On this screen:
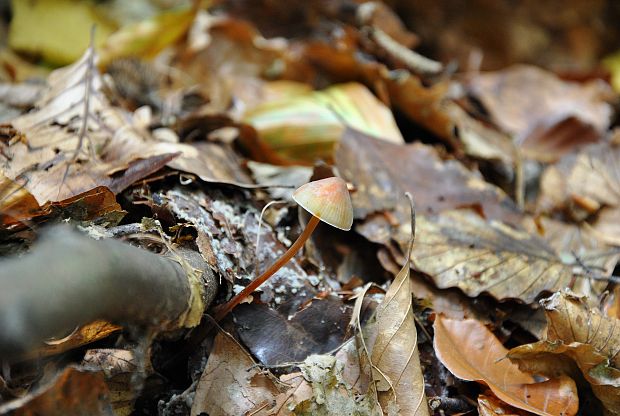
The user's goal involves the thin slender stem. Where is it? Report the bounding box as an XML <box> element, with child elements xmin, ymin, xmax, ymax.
<box><xmin>214</xmin><ymin>215</ymin><xmax>321</xmax><ymax>321</ymax></box>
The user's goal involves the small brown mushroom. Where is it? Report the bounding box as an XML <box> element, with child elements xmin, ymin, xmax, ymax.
<box><xmin>213</xmin><ymin>177</ymin><xmax>353</xmax><ymax>320</ymax></box>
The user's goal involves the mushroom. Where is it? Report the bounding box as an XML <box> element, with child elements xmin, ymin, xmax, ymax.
<box><xmin>213</xmin><ymin>176</ymin><xmax>353</xmax><ymax>320</ymax></box>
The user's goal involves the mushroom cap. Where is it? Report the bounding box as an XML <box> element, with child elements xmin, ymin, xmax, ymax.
<box><xmin>292</xmin><ymin>177</ymin><xmax>353</xmax><ymax>231</ymax></box>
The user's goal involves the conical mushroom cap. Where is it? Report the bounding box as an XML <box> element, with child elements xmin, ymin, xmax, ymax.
<box><xmin>292</xmin><ymin>177</ymin><xmax>353</xmax><ymax>231</ymax></box>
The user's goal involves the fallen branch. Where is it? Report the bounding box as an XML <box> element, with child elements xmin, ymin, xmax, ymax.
<box><xmin>0</xmin><ymin>225</ymin><xmax>217</xmax><ymax>358</ymax></box>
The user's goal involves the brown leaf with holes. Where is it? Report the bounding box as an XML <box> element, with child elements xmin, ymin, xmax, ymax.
<box><xmin>434</xmin><ymin>315</ymin><xmax>578</xmax><ymax>416</ymax></box>
<box><xmin>191</xmin><ymin>331</ymin><xmax>279</xmax><ymax>416</ymax></box>
<box><xmin>467</xmin><ymin>65</ymin><xmax>612</xmax><ymax>162</ymax></box>
<box><xmin>508</xmin><ymin>290</ymin><xmax>620</xmax><ymax>415</ymax></box>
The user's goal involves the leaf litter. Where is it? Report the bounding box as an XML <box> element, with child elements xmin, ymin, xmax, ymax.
<box><xmin>3</xmin><ymin>1</ymin><xmax>620</xmax><ymax>415</ymax></box>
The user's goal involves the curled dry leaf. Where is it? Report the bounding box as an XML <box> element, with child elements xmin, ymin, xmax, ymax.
<box><xmin>404</xmin><ymin>210</ymin><xmax>605</xmax><ymax>303</ymax></box>
<box><xmin>364</xmin><ymin>195</ymin><xmax>429</xmax><ymax>415</ymax></box>
<box><xmin>467</xmin><ymin>65</ymin><xmax>613</xmax><ymax>162</ymax></box>
<box><xmin>508</xmin><ymin>290</ymin><xmax>620</xmax><ymax>415</ymax></box>
<box><xmin>433</xmin><ymin>316</ymin><xmax>578</xmax><ymax>416</ymax></box>
<box><xmin>191</xmin><ymin>331</ymin><xmax>279</xmax><ymax>416</ymax></box>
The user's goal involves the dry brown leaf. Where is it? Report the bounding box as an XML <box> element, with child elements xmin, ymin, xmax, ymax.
<box><xmin>434</xmin><ymin>316</ymin><xmax>578</xmax><ymax>416</ymax></box>
<box><xmin>478</xmin><ymin>392</ymin><xmax>534</xmax><ymax>416</ymax></box>
<box><xmin>398</xmin><ymin>210</ymin><xmax>611</xmax><ymax>303</ymax></box>
<box><xmin>365</xmin><ymin>195</ymin><xmax>429</xmax><ymax>416</ymax></box>
<box><xmin>467</xmin><ymin>65</ymin><xmax>612</xmax><ymax>162</ymax></box>
<box><xmin>191</xmin><ymin>331</ymin><xmax>280</xmax><ymax>416</ymax></box>
<box><xmin>0</xmin><ymin>366</ymin><xmax>113</xmax><ymax>415</ymax></box>
<box><xmin>508</xmin><ymin>290</ymin><xmax>620</xmax><ymax>415</ymax></box>
<box><xmin>21</xmin><ymin>320</ymin><xmax>121</xmax><ymax>360</ymax></box>
<box><xmin>0</xmin><ymin>47</ymin><xmax>178</xmax><ymax>204</ymax></box>
<box><xmin>335</xmin><ymin>127</ymin><xmax>522</xmax><ymax>227</ymax></box>
<box><xmin>537</xmin><ymin>139</ymin><xmax>620</xmax><ymax>246</ymax></box>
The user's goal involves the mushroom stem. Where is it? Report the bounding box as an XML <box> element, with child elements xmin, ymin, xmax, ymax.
<box><xmin>213</xmin><ymin>215</ymin><xmax>321</xmax><ymax>321</ymax></box>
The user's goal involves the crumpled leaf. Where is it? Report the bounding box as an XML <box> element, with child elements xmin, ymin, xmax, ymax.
<box><xmin>402</xmin><ymin>210</ymin><xmax>609</xmax><ymax>303</ymax></box>
<box><xmin>508</xmin><ymin>290</ymin><xmax>620</xmax><ymax>415</ymax></box>
<box><xmin>467</xmin><ymin>65</ymin><xmax>613</xmax><ymax>162</ymax></box>
<box><xmin>22</xmin><ymin>320</ymin><xmax>121</xmax><ymax>360</ymax></box>
<box><xmin>0</xmin><ymin>366</ymin><xmax>113</xmax><ymax>415</ymax></box>
<box><xmin>82</xmin><ymin>349</ymin><xmax>140</xmax><ymax>416</ymax></box>
<box><xmin>434</xmin><ymin>315</ymin><xmax>578</xmax><ymax>416</ymax></box>
<box><xmin>191</xmin><ymin>331</ymin><xmax>280</xmax><ymax>416</ymax></box>
<box><xmin>243</xmin><ymin>82</ymin><xmax>404</xmax><ymax>164</ymax></box>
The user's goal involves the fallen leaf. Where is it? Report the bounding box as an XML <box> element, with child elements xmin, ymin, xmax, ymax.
<box><xmin>1</xmin><ymin>47</ymin><xmax>177</xmax><ymax>204</ymax></box>
<box><xmin>508</xmin><ymin>290</ymin><xmax>620</xmax><ymax>415</ymax></box>
<box><xmin>433</xmin><ymin>315</ymin><xmax>578</xmax><ymax>416</ymax></box>
<box><xmin>243</xmin><ymin>82</ymin><xmax>404</xmax><ymax>164</ymax></box>
<box><xmin>22</xmin><ymin>320</ymin><xmax>121</xmax><ymax>360</ymax></box>
<box><xmin>8</xmin><ymin>0</ymin><xmax>115</xmax><ymax>66</ymax></box>
<box><xmin>335</xmin><ymin>127</ymin><xmax>522</xmax><ymax>227</ymax></box>
<box><xmin>478</xmin><ymin>392</ymin><xmax>533</xmax><ymax>416</ymax></box>
<box><xmin>234</xmin><ymin>297</ymin><xmax>352</xmax><ymax>366</ymax></box>
<box><xmin>467</xmin><ymin>65</ymin><xmax>612</xmax><ymax>162</ymax></box>
<box><xmin>191</xmin><ymin>331</ymin><xmax>280</xmax><ymax>416</ymax></box>
<box><xmin>405</xmin><ymin>210</ymin><xmax>605</xmax><ymax>303</ymax></box>
<box><xmin>82</xmin><ymin>349</ymin><xmax>141</xmax><ymax>416</ymax></box>
<box><xmin>367</xmin><ymin>195</ymin><xmax>429</xmax><ymax>415</ymax></box>
<box><xmin>0</xmin><ymin>366</ymin><xmax>113</xmax><ymax>415</ymax></box>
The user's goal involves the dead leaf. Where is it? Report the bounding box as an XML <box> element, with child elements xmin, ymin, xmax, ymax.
<box><xmin>335</xmin><ymin>127</ymin><xmax>522</xmax><ymax>227</ymax></box>
<box><xmin>191</xmin><ymin>331</ymin><xmax>280</xmax><ymax>416</ymax></box>
<box><xmin>467</xmin><ymin>65</ymin><xmax>612</xmax><ymax>162</ymax></box>
<box><xmin>233</xmin><ymin>298</ymin><xmax>352</xmax><ymax>366</ymax></box>
<box><xmin>405</xmin><ymin>210</ymin><xmax>606</xmax><ymax>303</ymax></box>
<box><xmin>508</xmin><ymin>290</ymin><xmax>620</xmax><ymax>415</ymax></box>
<box><xmin>366</xmin><ymin>194</ymin><xmax>429</xmax><ymax>415</ymax></box>
<box><xmin>478</xmin><ymin>392</ymin><xmax>533</xmax><ymax>416</ymax></box>
<box><xmin>0</xmin><ymin>366</ymin><xmax>113</xmax><ymax>416</ymax></box>
<box><xmin>82</xmin><ymin>349</ymin><xmax>141</xmax><ymax>416</ymax></box>
<box><xmin>243</xmin><ymin>82</ymin><xmax>404</xmax><ymax>165</ymax></box>
<box><xmin>0</xmin><ymin>47</ymin><xmax>177</xmax><ymax>204</ymax></box>
<box><xmin>433</xmin><ymin>315</ymin><xmax>578</xmax><ymax>416</ymax></box>
<box><xmin>22</xmin><ymin>320</ymin><xmax>121</xmax><ymax>360</ymax></box>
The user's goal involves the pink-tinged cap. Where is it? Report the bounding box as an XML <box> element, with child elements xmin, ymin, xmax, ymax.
<box><xmin>292</xmin><ymin>177</ymin><xmax>353</xmax><ymax>231</ymax></box>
